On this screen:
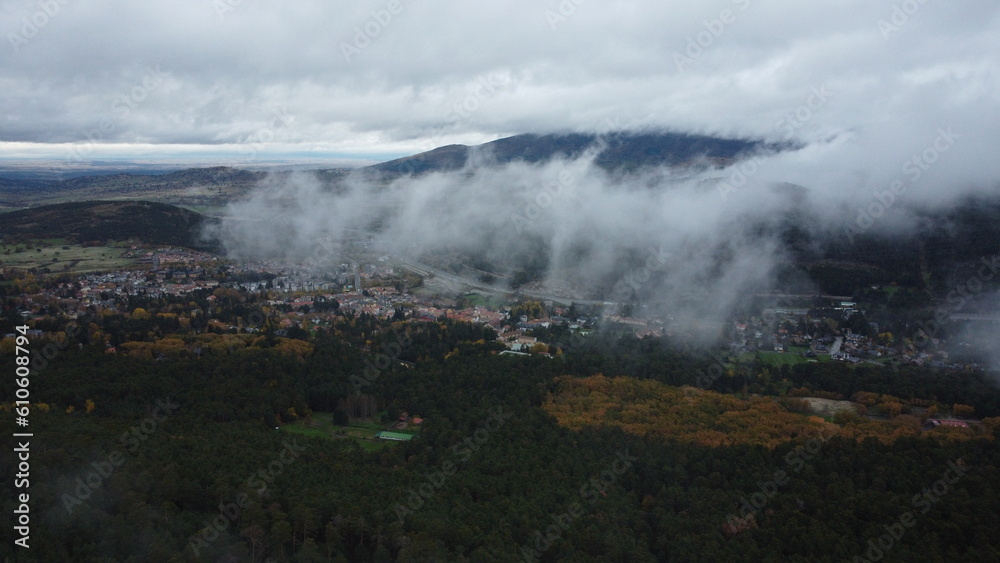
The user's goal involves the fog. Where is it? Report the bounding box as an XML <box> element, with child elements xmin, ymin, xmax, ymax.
<box><xmin>206</xmin><ymin>109</ymin><xmax>1000</xmax><ymax>346</ymax></box>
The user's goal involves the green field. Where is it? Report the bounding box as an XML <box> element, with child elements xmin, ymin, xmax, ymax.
<box><xmin>0</xmin><ymin>242</ymin><xmax>138</xmax><ymax>274</ymax></box>
<box><xmin>281</xmin><ymin>412</ymin><xmax>417</xmax><ymax>450</ymax></box>
<box><xmin>459</xmin><ymin>292</ymin><xmax>507</xmax><ymax>309</ymax></box>
<box><xmin>756</xmin><ymin>351</ymin><xmax>813</xmax><ymax>366</ymax></box>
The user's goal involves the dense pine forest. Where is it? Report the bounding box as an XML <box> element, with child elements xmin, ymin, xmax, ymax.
<box><xmin>2</xmin><ymin>295</ymin><xmax>999</xmax><ymax>562</ymax></box>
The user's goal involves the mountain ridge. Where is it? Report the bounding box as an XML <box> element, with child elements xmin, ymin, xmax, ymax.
<box><xmin>0</xmin><ymin>131</ymin><xmax>776</xmax><ymax>207</ymax></box>
<box><xmin>369</xmin><ymin>131</ymin><xmax>775</xmax><ymax>177</ymax></box>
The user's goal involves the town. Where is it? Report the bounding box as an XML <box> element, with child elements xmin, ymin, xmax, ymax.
<box><xmin>2</xmin><ymin>243</ymin><xmax>987</xmax><ymax>375</ymax></box>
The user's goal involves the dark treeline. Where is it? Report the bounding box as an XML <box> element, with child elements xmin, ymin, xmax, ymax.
<box><xmin>2</xmin><ymin>313</ymin><xmax>1000</xmax><ymax>561</ymax></box>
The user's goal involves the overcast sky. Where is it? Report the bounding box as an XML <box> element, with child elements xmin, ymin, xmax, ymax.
<box><xmin>1</xmin><ymin>0</ymin><xmax>998</xmax><ymax>167</ymax></box>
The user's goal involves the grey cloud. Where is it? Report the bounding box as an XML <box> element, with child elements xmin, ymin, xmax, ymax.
<box><xmin>0</xmin><ymin>0</ymin><xmax>996</xmax><ymax>167</ymax></box>
<box><xmin>7</xmin><ymin>1</ymin><xmax>1000</xmax><ymax>342</ymax></box>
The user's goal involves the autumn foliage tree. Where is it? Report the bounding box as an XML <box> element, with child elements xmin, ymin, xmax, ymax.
<box><xmin>953</xmin><ymin>403</ymin><xmax>976</xmax><ymax>418</ymax></box>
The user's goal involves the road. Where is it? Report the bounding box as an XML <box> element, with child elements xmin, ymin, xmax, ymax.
<box><xmin>396</xmin><ymin>257</ymin><xmax>612</xmax><ymax>306</ymax></box>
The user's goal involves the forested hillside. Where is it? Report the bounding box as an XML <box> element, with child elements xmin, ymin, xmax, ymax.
<box><xmin>2</xmin><ymin>303</ymin><xmax>999</xmax><ymax>562</ymax></box>
<box><xmin>0</xmin><ymin>201</ymin><xmax>218</xmax><ymax>251</ymax></box>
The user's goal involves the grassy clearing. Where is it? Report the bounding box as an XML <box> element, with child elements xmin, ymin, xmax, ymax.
<box><xmin>281</xmin><ymin>412</ymin><xmax>416</xmax><ymax>450</ymax></box>
<box><xmin>756</xmin><ymin>351</ymin><xmax>812</xmax><ymax>366</ymax></box>
<box><xmin>0</xmin><ymin>243</ymin><xmax>137</xmax><ymax>274</ymax></box>
<box><xmin>460</xmin><ymin>292</ymin><xmax>507</xmax><ymax>309</ymax></box>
